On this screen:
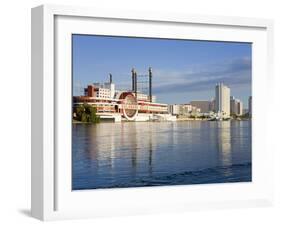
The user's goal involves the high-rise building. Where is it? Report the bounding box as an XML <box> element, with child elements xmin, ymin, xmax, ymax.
<box><xmin>230</xmin><ymin>96</ymin><xmax>243</xmax><ymax>115</ymax></box>
<box><xmin>248</xmin><ymin>96</ymin><xmax>252</xmax><ymax>116</ymax></box>
<box><xmin>210</xmin><ymin>98</ymin><xmax>216</xmax><ymax>112</ymax></box>
<box><xmin>230</xmin><ymin>96</ymin><xmax>236</xmax><ymax>114</ymax></box>
<box><xmin>215</xmin><ymin>83</ymin><xmax>230</xmax><ymax>117</ymax></box>
<box><xmin>238</xmin><ymin>101</ymin><xmax>243</xmax><ymax>115</ymax></box>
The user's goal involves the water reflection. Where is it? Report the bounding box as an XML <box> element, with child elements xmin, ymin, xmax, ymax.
<box><xmin>217</xmin><ymin>121</ymin><xmax>232</xmax><ymax>166</ymax></box>
<box><xmin>72</xmin><ymin>121</ymin><xmax>251</xmax><ymax>190</ymax></box>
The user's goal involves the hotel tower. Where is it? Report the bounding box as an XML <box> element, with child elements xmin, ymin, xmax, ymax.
<box><xmin>215</xmin><ymin>83</ymin><xmax>230</xmax><ymax>117</ymax></box>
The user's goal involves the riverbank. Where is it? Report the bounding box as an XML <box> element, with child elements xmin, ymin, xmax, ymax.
<box><xmin>73</xmin><ymin>118</ymin><xmax>251</xmax><ymax>123</ymax></box>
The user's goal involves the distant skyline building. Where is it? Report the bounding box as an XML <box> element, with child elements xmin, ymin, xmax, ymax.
<box><xmin>215</xmin><ymin>83</ymin><xmax>230</xmax><ymax>117</ymax></box>
<box><xmin>168</xmin><ymin>105</ymin><xmax>180</xmax><ymax>115</ymax></box>
<box><xmin>248</xmin><ymin>96</ymin><xmax>252</xmax><ymax>116</ymax></box>
<box><xmin>230</xmin><ymin>96</ymin><xmax>243</xmax><ymax>115</ymax></box>
<box><xmin>230</xmin><ymin>96</ymin><xmax>235</xmax><ymax>115</ymax></box>
<box><xmin>168</xmin><ymin>104</ymin><xmax>200</xmax><ymax>116</ymax></box>
<box><xmin>210</xmin><ymin>98</ymin><xmax>216</xmax><ymax>112</ymax></box>
<box><xmin>238</xmin><ymin>102</ymin><xmax>243</xmax><ymax>116</ymax></box>
<box><xmin>190</xmin><ymin>101</ymin><xmax>211</xmax><ymax>113</ymax></box>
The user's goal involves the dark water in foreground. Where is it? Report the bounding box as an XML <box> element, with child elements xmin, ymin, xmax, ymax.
<box><xmin>72</xmin><ymin>121</ymin><xmax>252</xmax><ymax>190</ymax></box>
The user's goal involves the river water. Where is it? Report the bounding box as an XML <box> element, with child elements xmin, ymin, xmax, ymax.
<box><xmin>72</xmin><ymin>121</ymin><xmax>251</xmax><ymax>190</ymax></box>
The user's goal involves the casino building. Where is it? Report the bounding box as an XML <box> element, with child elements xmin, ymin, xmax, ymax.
<box><xmin>73</xmin><ymin>68</ymin><xmax>176</xmax><ymax>122</ymax></box>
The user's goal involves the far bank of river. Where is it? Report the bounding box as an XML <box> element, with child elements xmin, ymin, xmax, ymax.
<box><xmin>73</xmin><ymin>118</ymin><xmax>251</xmax><ymax>123</ymax></box>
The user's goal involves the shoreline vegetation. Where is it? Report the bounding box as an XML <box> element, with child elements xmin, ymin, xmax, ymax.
<box><xmin>73</xmin><ymin>104</ymin><xmax>100</xmax><ymax>123</ymax></box>
<box><xmin>72</xmin><ymin>104</ymin><xmax>251</xmax><ymax>124</ymax></box>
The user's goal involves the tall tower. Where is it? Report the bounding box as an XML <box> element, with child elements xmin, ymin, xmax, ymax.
<box><xmin>215</xmin><ymin>83</ymin><xmax>230</xmax><ymax>117</ymax></box>
<box><xmin>248</xmin><ymin>96</ymin><xmax>252</xmax><ymax>116</ymax></box>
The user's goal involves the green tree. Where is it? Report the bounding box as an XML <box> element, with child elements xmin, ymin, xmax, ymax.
<box><xmin>73</xmin><ymin>104</ymin><xmax>100</xmax><ymax>123</ymax></box>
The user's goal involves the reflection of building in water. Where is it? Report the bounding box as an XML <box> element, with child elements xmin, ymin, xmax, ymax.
<box><xmin>236</xmin><ymin>121</ymin><xmax>245</xmax><ymax>148</ymax></box>
<box><xmin>217</xmin><ymin>122</ymin><xmax>232</xmax><ymax>167</ymax></box>
<box><xmin>108</xmin><ymin>125</ymin><xmax>117</xmax><ymax>168</ymax></box>
<box><xmin>84</xmin><ymin>122</ymin><xmax>179</xmax><ymax>175</ymax></box>
<box><xmin>129</xmin><ymin>123</ymin><xmax>137</xmax><ymax>170</ymax></box>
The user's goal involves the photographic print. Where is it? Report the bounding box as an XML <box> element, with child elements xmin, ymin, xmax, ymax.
<box><xmin>72</xmin><ymin>35</ymin><xmax>252</xmax><ymax>190</ymax></box>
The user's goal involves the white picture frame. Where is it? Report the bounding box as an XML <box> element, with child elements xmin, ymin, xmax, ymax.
<box><xmin>31</xmin><ymin>4</ymin><xmax>274</xmax><ymax>221</ymax></box>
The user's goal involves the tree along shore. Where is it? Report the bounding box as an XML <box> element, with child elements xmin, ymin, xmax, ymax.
<box><xmin>73</xmin><ymin>104</ymin><xmax>100</xmax><ymax>123</ymax></box>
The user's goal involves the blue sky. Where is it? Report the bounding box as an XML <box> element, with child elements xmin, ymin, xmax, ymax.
<box><xmin>73</xmin><ymin>34</ymin><xmax>252</xmax><ymax>108</ymax></box>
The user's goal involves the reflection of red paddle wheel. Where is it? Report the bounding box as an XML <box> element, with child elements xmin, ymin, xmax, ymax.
<box><xmin>119</xmin><ymin>92</ymin><xmax>138</xmax><ymax>120</ymax></box>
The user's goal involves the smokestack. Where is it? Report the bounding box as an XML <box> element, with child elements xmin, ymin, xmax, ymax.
<box><xmin>134</xmin><ymin>70</ymin><xmax>137</xmax><ymax>98</ymax></box>
<box><xmin>149</xmin><ymin>67</ymin><xmax>152</xmax><ymax>102</ymax></box>
<box><xmin>109</xmin><ymin>73</ymin><xmax>112</xmax><ymax>84</ymax></box>
<box><xmin>131</xmin><ymin>68</ymin><xmax>135</xmax><ymax>91</ymax></box>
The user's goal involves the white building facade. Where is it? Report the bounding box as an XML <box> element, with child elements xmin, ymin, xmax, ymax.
<box><xmin>215</xmin><ymin>83</ymin><xmax>230</xmax><ymax>117</ymax></box>
<box><xmin>89</xmin><ymin>82</ymin><xmax>115</xmax><ymax>99</ymax></box>
<box><xmin>168</xmin><ymin>104</ymin><xmax>200</xmax><ymax>116</ymax></box>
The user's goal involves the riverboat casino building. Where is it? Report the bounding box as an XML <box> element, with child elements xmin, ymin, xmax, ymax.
<box><xmin>73</xmin><ymin>68</ymin><xmax>176</xmax><ymax>122</ymax></box>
